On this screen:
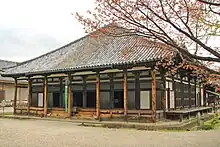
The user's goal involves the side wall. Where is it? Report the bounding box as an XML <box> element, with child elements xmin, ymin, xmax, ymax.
<box><xmin>0</xmin><ymin>82</ymin><xmax>28</xmax><ymax>103</ymax></box>
<box><xmin>165</xmin><ymin>74</ymin><xmax>203</xmax><ymax>110</ymax></box>
<box><xmin>30</xmin><ymin>70</ymin><xmax>163</xmax><ymax>110</ymax></box>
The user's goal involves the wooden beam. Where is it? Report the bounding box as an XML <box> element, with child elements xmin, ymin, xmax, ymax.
<box><xmin>82</xmin><ymin>76</ymin><xmax>87</xmax><ymax>108</ymax></box>
<box><xmin>109</xmin><ymin>73</ymin><xmax>114</xmax><ymax>109</ymax></box>
<box><xmin>43</xmin><ymin>76</ymin><xmax>48</xmax><ymax>117</ymax></box>
<box><xmin>13</xmin><ymin>78</ymin><xmax>17</xmax><ymax>115</ymax></box>
<box><xmin>17</xmin><ymin>77</ymin><xmax>28</xmax><ymax>81</ymax></box>
<box><xmin>123</xmin><ymin>69</ymin><xmax>128</xmax><ymax>117</ymax></box>
<box><xmin>27</xmin><ymin>77</ymin><xmax>32</xmax><ymax>114</ymax></box>
<box><xmin>151</xmin><ymin>71</ymin><xmax>156</xmax><ymax>123</ymax></box>
<box><xmin>16</xmin><ymin>85</ymin><xmax>28</xmax><ymax>88</ymax></box>
<box><xmin>68</xmin><ymin>74</ymin><xmax>72</xmax><ymax>118</ymax></box>
<box><xmin>96</xmin><ymin>71</ymin><xmax>100</xmax><ymax>119</ymax></box>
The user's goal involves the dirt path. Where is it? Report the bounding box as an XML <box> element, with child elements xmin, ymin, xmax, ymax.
<box><xmin>0</xmin><ymin>118</ymin><xmax>220</xmax><ymax>147</ymax></box>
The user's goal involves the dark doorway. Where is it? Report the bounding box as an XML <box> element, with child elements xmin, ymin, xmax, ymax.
<box><xmin>0</xmin><ymin>90</ymin><xmax>5</xmax><ymax>102</ymax></box>
<box><xmin>31</xmin><ymin>93</ymin><xmax>38</xmax><ymax>107</ymax></box>
<box><xmin>114</xmin><ymin>91</ymin><xmax>124</xmax><ymax>108</ymax></box>
<box><xmin>53</xmin><ymin>92</ymin><xmax>60</xmax><ymax>107</ymax></box>
<box><xmin>73</xmin><ymin>92</ymin><xmax>83</xmax><ymax>107</ymax></box>
<box><xmin>87</xmin><ymin>91</ymin><xmax>96</xmax><ymax>108</ymax></box>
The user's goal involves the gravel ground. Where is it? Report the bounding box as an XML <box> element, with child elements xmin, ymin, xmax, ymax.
<box><xmin>0</xmin><ymin>119</ymin><xmax>220</xmax><ymax>147</ymax></box>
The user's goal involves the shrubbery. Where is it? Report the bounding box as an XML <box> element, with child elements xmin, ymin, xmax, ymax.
<box><xmin>201</xmin><ymin>116</ymin><xmax>220</xmax><ymax>130</ymax></box>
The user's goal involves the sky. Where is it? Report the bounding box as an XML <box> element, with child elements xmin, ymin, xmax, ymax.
<box><xmin>0</xmin><ymin>0</ymin><xmax>219</xmax><ymax>70</ymax></box>
<box><xmin>0</xmin><ymin>0</ymin><xmax>94</xmax><ymax>62</ymax></box>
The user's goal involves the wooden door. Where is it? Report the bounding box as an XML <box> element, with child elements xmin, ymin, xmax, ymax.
<box><xmin>140</xmin><ymin>91</ymin><xmax>150</xmax><ymax>109</ymax></box>
<box><xmin>0</xmin><ymin>90</ymin><xmax>5</xmax><ymax>102</ymax></box>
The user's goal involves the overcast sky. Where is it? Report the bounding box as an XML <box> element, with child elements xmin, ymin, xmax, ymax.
<box><xmin>0</xmin><ymin>0</ymin><xmax>94</xmax><ymax>62</ymax></box>
<box><xmin>0</xmin><ymin>0</ymin><xmax>219</xmax><ymax>69</ymax></box>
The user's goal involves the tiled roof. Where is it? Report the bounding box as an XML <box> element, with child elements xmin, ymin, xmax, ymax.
<box><xmin>0</xmin><ymin>60</ymin><xmax>18</xmax><ymax>82</ymax></box>
<box><xmin>2</xmin><ymin>34</ymin><xmax>175</xmax><ymax>77</ymax></box>
<box><xmin>0</xmin><ymin>60</ymin><xmax>17</xmax><ymax>69</ymax></box>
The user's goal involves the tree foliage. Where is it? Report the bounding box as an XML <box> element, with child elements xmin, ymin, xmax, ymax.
<box><xmin>76</xmin><ymin>0</ymin><xmax>220</xmax><ymax>62</ymax></box>
<box><xmin>75</xmin><ymin>0</ymin><xmax>220</xmax><ymax>87</ymax></box>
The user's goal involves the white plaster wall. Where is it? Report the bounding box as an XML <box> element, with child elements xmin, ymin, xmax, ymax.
<box><xmin>165</xmin><ymin>81</ymin><xmax>168</xmax><ymax>109</ymax></box>
<box><xmin>165</xmin><ymin>91</ymin><xmax>168</xmax><ymax>109</ymax></box>
<box><xmin>140</xmin><ymin>91</ymin><xmax>150</xmax><ymax>109</ymax></box>
<box><xmin>4</xmin><ymin>86</ymin><xmax>14</xmax><ymax>101</ymax></box>
<box><xmin>18</xmin><ymin>88</ymin><xmax>28</xmax><ymax>102</ymax></box>
<box><xmin>201</xmin><ymin>88</ymin><xmax>204</xmax><ymax>106</ymax></box>
<box><xmin>169</xmin><ymin>81</ymin><xmax>173</xmax><ymax>90</ymax></box>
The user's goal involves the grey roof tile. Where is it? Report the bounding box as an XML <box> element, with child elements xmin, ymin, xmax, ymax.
<box><xmin>0</xmin><ymin>60</ymin><xmax>17</xmax><ymax>69</ymax></box>
<box><xmin>3</xmin><ymin>35</ymin><xmax>175</xmax><ymax>76</ymax></box>
<box><xmin>0</xmin><ymin>60</ymin><xmax>18</xmax><ymax>81</ymax></box>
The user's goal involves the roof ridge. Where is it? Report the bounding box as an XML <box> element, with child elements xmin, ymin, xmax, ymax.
<box><xmin>16</xmin><ymin>34</ymin><xmax>89</xmax><ymax>67</ymax></box>
<box><xmin>0</xmin><ymin>59</ymin><xmax>18</xmax><ymax>64</ymax></box>
<box><xmin>0</xmin><ymin>59</ymin><xmax>18</xmax><ymax>70</ymax></box>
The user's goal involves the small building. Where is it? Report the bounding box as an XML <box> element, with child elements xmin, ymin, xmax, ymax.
<box><xmin>1</xmin><ymin>29</ymin><xmax>212</xmax><ymax>122</ymax></box>
<box><xmin>0</xmin><ymin>60</ymin><xmax>28</xmax><ymax>106</ymax></box>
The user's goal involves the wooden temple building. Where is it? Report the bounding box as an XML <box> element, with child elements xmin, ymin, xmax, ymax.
<box><xmin>1</xmin><ymin>30</ymin><xmax>212</xmax><ymax>122</ymax></box>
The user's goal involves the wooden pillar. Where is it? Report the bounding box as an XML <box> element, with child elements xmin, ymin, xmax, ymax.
<box><xmin>188</xmin><ymin>77</ymin><xmax>191</xmax><ymax>108</ymax></box>
<box><xmin>123</xmin><ymin>69</ymin><xmax>128</xmax><ymax>117</ymax></box>
<box><xmin>203</xmin><ymin>86</ymin><xmax>207</xmax><ymax>107</ymax></box>
<box><xmin>180</xmin><ymin>75</ymin><xmax>184</xmax><ymax>108</ymax></box>
<box><xmin>151</xmin><ymin>71</ymin><xmax>156</xmax><ymax>123</ymax></box>
<box><xmin>43</xmin><ymin>76</ymin><xmax>48</xmax><ymax>117</ymax></box>
<box><xmin>134</xmin><ymin>72</ymin><xmax>140</xmax><ymax>110</ymax></box>
<box><xmin>82</xmin><ymin>76</ymin><xmax>87</xmax><ymax>108</ymax></box>
<box><xmin>27</xmin><ymin>77</ymin><xmax>32</xmax><ymax>114</ymax></box>
<box><xmin>161</xmin><ymin>71</ymin><xmax>166</xmax><ymax>113</ymax></box>
<box><xmin>13</xmin><ymin>78</ymin><xmax>18</xmax><ymax>115</ymax></box>
<box><xmin>199</xmin><ymin>82</ymin><xmax>201</xmax><ymax>107</ymax></box>
<box><xmin>59</xmin><ymin>78</ymin><xmax>63</xmax><ymax>107</ymax></box>
<box><xmin>96</xmin><ymin>71</ymin><xmax>100</xmax><ymax>119</ymax></box>
<box><xmin>68</xmin><ymin>74</ymin><xmax>72</xmax><ymax>118</ymax></box>
<box><xmin>194</xmin><ymin>78</ymin><xmax>197</xmax><ymax>107</ymax></box>
<box><xmin>172</xmin><ymin>76</ymin><xmax>177</xmax><ymax>109</ymax></box>
<box><xmin>109</xmin><ymin>73</ymin><xmax>114</xmax><ymax>109</ymax></box>
<box><xmin>151</xmin><ymin>71</ymin><xmax>156</xmax><ymax>122</ymax></box>
<box><xmin>167</xmin><ymin>88</ymin><xmax>170</xmax><ymax>110</ymax></box>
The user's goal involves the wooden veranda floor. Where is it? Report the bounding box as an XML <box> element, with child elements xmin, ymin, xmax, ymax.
<box><xmin>165</xmin><ymin>106</ymin><xmax>213</xmax><ymax>122</ymax></box>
